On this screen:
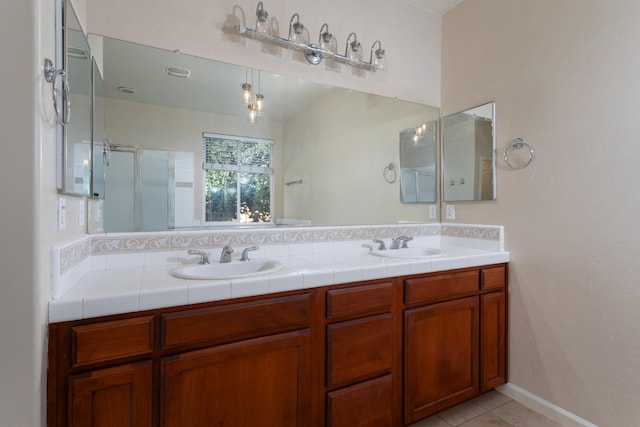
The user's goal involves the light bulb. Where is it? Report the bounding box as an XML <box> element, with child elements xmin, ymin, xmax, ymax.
<box><xmin>241</xmin><ymin>83</ymin><xmax>252</xmax><ymax>104</ymax></box>
<box><xmin>255</xmin><ymin>94</ymin><xmax>264</xmax><ymax>115</ymax></box>
<box><xmin>248</xmin><ymin>103</ymin><xmax>258</xmax><ymax>123</ymax></box>
<box><xmin>255</xmin><ymin>2</ymin><xmax>269</xmax><ymax>35</ymax></box>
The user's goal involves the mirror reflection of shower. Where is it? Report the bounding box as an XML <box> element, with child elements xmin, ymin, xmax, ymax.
<box><xmin>102</xmin><ymin>146</ymin><xmax>178</xmax><ymax>232</ymax></box>
<box><xmin>399</xmin><ymin>120</ymin><xmax>438</xmax><ymax>203</ymax></box>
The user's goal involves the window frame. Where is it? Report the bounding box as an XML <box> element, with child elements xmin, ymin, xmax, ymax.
<box><xmin>202</xmin><ymin>132</ymin><xmax>275</xmax><ymax>226</ymax></box>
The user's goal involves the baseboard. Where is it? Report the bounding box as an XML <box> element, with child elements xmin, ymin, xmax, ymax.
<box><xmin>496</xmin><ymin>383</ymin><xmax>598</xmax><ymax>427</ymax></box>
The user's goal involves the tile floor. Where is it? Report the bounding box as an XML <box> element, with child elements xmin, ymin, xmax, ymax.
<box><xmin>409</xmin><ymin>390</ymin><xmax>563</xmax><ymax>427</ymax></box>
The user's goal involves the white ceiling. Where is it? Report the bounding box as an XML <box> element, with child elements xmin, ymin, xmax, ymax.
<box><xmin>405</xmin><ymin>0</ymin><xmax>465</xmax><ymax>15</ymax></box>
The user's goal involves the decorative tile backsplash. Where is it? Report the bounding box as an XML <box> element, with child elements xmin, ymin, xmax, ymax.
<box><xmin>90</xmin><ymin>224</ymin><xmax>442</xmax><ymax>255</ymax></box>
<box><xmin>441</xmin><ymin>224</ymin><xmax>501</xmax><ymax>240</ymax></box>
<box><xmin>59</xmin><ymin>238</ymin><xmax>91</xmax><ymax>275</ymax></box>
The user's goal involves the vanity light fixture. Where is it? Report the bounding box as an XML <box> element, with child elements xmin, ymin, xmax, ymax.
<box><xmin>319</xmin><ymin>23</ymin><xmax>337</xmax><ymax>55</ymax></box>
<box><xmin>255</xmin><ymin>1</ymin><xmax>269</xmax><ymax>35</ymax></box>
<box><xmin>370</xmin><ymin>40</ymin><xmax>387</xmax><ymax>72</ymax></box>
<box><xmin>233</xmin><ymin>3</ymin><xmax>387</xmax><ymax>73</ymax></box>
<box><xmin>288</xmin><ymin>13</ymin><xmax>308</xmax><ymax>46</ymax></box>
<box><xmin>345</xmin><ymin>33</ymin><xmax>362</xmax><ymax>63</ymax></box>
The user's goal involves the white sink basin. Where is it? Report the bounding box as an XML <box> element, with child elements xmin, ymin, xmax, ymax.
<box><xmin>172</xmin><ymin>260</ymin><xmax>284</xmax><ymax>280</ymax></box>
<box><xmin>369</xmin><ymin>248</ymin><xmax>446</xmax><ymax>259</ymax></box>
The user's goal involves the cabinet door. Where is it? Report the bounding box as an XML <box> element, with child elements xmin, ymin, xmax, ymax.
<box><xmin>326</xmin><ymin>314</ymin><xmax>393</xmax><ymax>388</ymax></box>
<box><xmin>481</xmin><ymin>291</ymin><xmax>506</xmax><ymax>391</ymax></box>
<box><xmin>68</xmin><ymin>361</ymin><xmax>152</xmax><ymax>427</ymax></box>
<box><xmin>327</xmin><ymin>374</ymin><xmax>393</xmax><ymax>427</ymax></box>
<box><xmin>161</xmin><ymin>329</ymin><xmax>311</xmax><ymax>427</ymax></box>
<box><xmin>404</xmin><ymin>297</ymin><xmax>479</xmax><ymax>424</ymax></box>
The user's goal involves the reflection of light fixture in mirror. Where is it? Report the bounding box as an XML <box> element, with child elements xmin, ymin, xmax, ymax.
<box><xmin>288</xmin><ymin>13</ymin><xmax>308</xmax><ymax>46</ymax></box>
<box><xmin>241</xmin><ymin>69</ymin><xmax>252</xmax><ymax>104</ymax></box>
<box><xmin>248</xmin><ymin>103</ymin><xmax>258</xmax><ymax>123</ymax></box>
<box><xmin>254</xmin><ymin>70</ymin><xmax>265</xmax><ymax>115</ymax></box>
<box><xmin>413</xmin><ymin>123</ymin><xmax>427</xmax><ymax>142</ymax></box>
<box><xmin>319</xmin><ymin>23</ymin><xmax>337</xmax><ymax>54</ymax></box>
<box><xmin>241</xmin><ymin>83</ymin><xmax>252</xmax><ymax>104</ymax></box>
<box><xmin>255</xmin><ymin>1</ymin><xmax>269</xmax><ymax>35</ymax></box>
<box><xmin>345</xmin><ymin>32</ymin><xmax>362</xmax><ymax>63</ymax></box>
<box><xmin>369</xmin><ymin>40</ymin><xmax>387</xmax><ymax>72</ymax></box>
<box><xmin>255</xmin><ymin>93</ymin><xmax>264</xmax><ymax>115</ymax></box>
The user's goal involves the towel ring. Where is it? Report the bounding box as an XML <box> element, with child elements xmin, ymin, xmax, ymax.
<box><xmin>504</xmin><ymin>138</ymin><xmax>534</xmax><ymax>169</ymax></box>
<box><xmin>383</xmin><ymin>163</ymin><xmax>397</xmax><ymax>183</ymax></box>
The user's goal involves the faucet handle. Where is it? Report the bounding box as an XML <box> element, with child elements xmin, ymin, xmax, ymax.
<box><xmin>187</xmin><ymin>249</ymin><xmax>209</xmax><ymax>264</ymax></box>
<box><xmin>372</xmin><ymin>239</ymin><xmax>386</xmax><ymax>250</ymax></box>
<box><xmin>219</xmin><ymin>245</ymin><xmax>234</xmax><ymax>263</ymax></box>
<box><xmin>390</xmin><ymin>236</ymin><xmax>413</xmax><ymax>249</ymax></box>
<box><xmin>400</xmin><ymin>236</ymin><xmax>413</xmax><ymax>248</ymax></box>
<box><xmin>240</xmin><ymin>246</ymin><xmax>259</xmax><ymax>261</ymax></box>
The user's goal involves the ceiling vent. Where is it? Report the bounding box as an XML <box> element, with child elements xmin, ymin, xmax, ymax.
<box><xmin>166</xmin><ymin>66</ymin><xmax>191</xmax><ymax>79</ymax></box>
<box><xmin>67</xmin><ymin>46</ymin><xmax>89</xmax><ymax>59</ymax></box>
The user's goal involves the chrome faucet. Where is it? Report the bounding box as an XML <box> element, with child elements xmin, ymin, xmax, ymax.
<box><xmin>390</xmin><ymin>236</ymin><xmax>413</xmax><ymax>249</ymax></box>
<box><xmin>187</xmin><ymin>249</ymin><xmax>209</xmax><ymax>264</ymax></box>
<box><xmin>373</xmin><ymin>239</ymin><xmax>387</xmax><ymax>250</ymax></box>
<box><xmin>219</xmin><ymin>245</ymin><xmax>234</xmax><ymax>263</ymax></box>
<box><xmin>240</xmin><ymin>246</ymin><xmax>259</xmax><ymax>261</ymax></box>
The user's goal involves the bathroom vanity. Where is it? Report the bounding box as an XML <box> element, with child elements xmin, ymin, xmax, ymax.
<box><xmin>47</xmin><ymin>263</ymin><xmax>507</xmax><ymax>427</ymax></box>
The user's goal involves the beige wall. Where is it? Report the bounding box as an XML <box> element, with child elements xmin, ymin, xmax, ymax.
<box><xmin>442</xmin><ymin>0</ymin><xmax>640</xmax><ymax>425</ymax></box>
<box><xmin>1</xmin><ymin>0</ymin><xmax>87</xmax><ymax>425</ymax></box>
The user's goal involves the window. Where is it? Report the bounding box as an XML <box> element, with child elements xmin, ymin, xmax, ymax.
<box><xmin>203</xmin><ymin>133</ymin><xmax>273</xmax><ymax>224</ymax></box>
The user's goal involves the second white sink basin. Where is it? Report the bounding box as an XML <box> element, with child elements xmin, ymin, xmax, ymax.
<box><xmin>172</xmin><ymin>260</ymin><xmax>284</xmax><ymax>280</ymax></box>
<box><xmin>370</xmin><ymin>248</ymin><xmax>445</xmax><ymax>259</ymax></box>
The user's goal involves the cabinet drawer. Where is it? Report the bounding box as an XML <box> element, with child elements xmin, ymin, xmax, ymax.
<box><xmin>327</xmin><ymin>281</ymin><xmax>393</xmax><ymax>320</ymax></box>
<box><xmin>327</xmin><ymin>374</ymin><xmax>393</xmax><ymax>427</ymax></box>
<box><xmin>405</xmin><ymin>270</ymin><xmax>479</xmax><ymax>305</ymax></box>
<box><xmin>161</xmin><ymin>294</ymin><xmax>310</xmax><ymax>349</ymax></box>
<box><xmin>71</xmin><ymin>316</ymin><xmax>154</xmax><ymax>367</ymax></box>
<box><xmin>481</xmin><ymin>266</ymin><xmax>506</xmax><ymax>291</ymax></box>
<box><xmin>327</xmin><ymin>314</ymin><xmax>393</xmax><ymax>388</ymax></box>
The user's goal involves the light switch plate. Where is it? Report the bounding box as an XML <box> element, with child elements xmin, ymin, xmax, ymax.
<box><xmin>78</xmin><ymin>200</ymin><xmax>85</xmax><ymax>228</ymax></box>
<box><xmin>429</xmin><ymin>205</ymin><xmax>437</xmax><ymax>219</ymax></box>
<box><xmin>58</xmin><ymin>197</ymin><xmax>66</xmax><ymax>231</ymax></box>
<box><xmin>445</xmin><ymin>204</ymin><xmax>455</xmax><ymax>220</ymax></box>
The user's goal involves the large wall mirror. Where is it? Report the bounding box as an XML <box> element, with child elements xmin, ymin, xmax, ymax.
<box><xmin>87</xmin><ymin>35</ymin><xmax>440</xmax><ymax>232</ymax></box>
<box><xmin>442</xmin><ymin>102</ymin><xmax>496</xmax><ymax>202</ymax></box>
<box><xmin>56</xmin><ymin>0</ymin><xmax>92</xmax><ymax>196</ymax></box>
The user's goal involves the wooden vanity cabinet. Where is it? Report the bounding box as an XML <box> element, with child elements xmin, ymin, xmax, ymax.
<box><xmin>324</xmin><ymin>280</ymin><xmax>401</xmax><ymax>427</ymax></box>
<box><xmin>158</xmin><ymin>294</ymin><xmax>314</xmax><ymax>427</ymax></box>
<box><xmin>48</xmin><ymin>264</ymin><xmax>507</xmax><ymax>427</ymax></box>
<box><xmin>48</xmin><ymin>291</ymin><xmax>318</xmax><ymax>427</ymax></box>
<box><xmin>403</xmin><ymin>265</ymin><xmax>507</xmax><ymax>424</ymax></box>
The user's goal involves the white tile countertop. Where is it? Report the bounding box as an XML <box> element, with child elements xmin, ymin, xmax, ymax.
<box><xmin>49</xmin><ymin>244</ymin><xmax>509</xmax><ymax>323</ymax></box>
